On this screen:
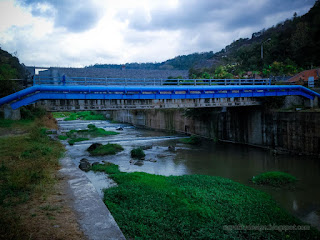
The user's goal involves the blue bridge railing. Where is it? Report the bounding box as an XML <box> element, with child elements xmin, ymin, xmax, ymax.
<box><xmin>33</xmin><ymin>76</ymin><xmax>271</xmax><ymax>86</ymax></box>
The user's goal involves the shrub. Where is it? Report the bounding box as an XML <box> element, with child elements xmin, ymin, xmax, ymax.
<box><xmin>68</xmin><ymin>138</ymin><xmax>89</xmax><ymax>145</ymax></box>
<box><xmin>58</xmin><ymin>135</ymin><xmax>68</xmax><ymax>140</ymax></box>
<box><xmin>180</xmin><ymin>135</ymin><xmax>201</xmax><ymax>145</ymax></box>
<box><xmin>130</xmin><ymin>148</ymin><xmax>145</xmax><ymax>159</ymax></box>
<box><xmin>88</xmin><ymin>143</ymin><xmax>124</xmax><ymax>156</ymax></box>
<box><xmin>252</xmin><ymin>171</ymin><xmax>297</xmax><ymax>187</ymax></box>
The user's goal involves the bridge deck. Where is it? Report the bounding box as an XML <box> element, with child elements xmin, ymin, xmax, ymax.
<box><xmin>0</xmin><ymin>85</ymin><xmax>319</xmax><ymax>110</ymax></box>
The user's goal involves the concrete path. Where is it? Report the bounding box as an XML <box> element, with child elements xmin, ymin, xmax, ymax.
<box><xmin>59</xmin><ymin>157</ymin><xmax>126</xmax><ymax>240</ymax></box>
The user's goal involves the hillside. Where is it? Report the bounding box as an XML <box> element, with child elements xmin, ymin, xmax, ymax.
<box><xmin>88</xmin><ymin>0</ymin><xmax>320</xmax><ymax>78</ymax></box>
<box><xmin>0</xmin><ymin>48</ymin><xmax>27</xmax><ymax>97</ymax></box>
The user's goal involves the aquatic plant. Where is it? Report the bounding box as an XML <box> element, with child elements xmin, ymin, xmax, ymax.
<box><xmin>130</xmin><ymin>148</ymin><xmax>145</xmax><ymax>159</ymax></box>
<box><xmin>252</xmin><ymin>171</ymin><xmax>297</xmax><ymax>187</ymax></box>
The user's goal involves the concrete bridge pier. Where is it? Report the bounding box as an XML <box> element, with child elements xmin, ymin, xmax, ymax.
<box><xmin>4</xmin><ymin>104</ymin><xmax>21</xmax><ymax>120</ymax></box>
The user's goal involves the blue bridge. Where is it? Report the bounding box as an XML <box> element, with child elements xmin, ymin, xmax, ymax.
<box><xmin>0</xmin><ymin>77</ymin><xmax>319</xmax><ymax>111</ymax></box>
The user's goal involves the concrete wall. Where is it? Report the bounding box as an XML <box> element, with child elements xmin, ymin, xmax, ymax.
<box><xmin>109</xmin><ymin>107</ymin><xmax>320</xmax><ymax>156</ymax></box>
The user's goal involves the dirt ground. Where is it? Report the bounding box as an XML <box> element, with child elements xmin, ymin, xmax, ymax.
<box><xmin>16</xmin><ymin>175</ymin><xmax>85</xmax><ymax>240</ymax></box>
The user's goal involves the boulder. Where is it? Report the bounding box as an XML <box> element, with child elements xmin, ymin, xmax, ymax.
<box><xmin>134</xmin><ymin>160</ymin><xmax>144</xmax><ymax>166</ymax></box>
<box><xmin>87</xmin><ymin>143</ymin><xmax>103</xmax><ymax>152</ymax></box>
<box><xmin>168</xmin><ymin>145</ymin><xmax>175</xmax><ymax>151</ymax></box>
<box><xmin>79</xmin><ymin>158</ymin><xmax>91</xmax><ymax>172</ymax></box>
<box><xmin>92</xmin><ymin>162</ymin><xmax>100</xmax><ymax>167</ymax></box>
<box><xmin>140</xmin><ymin>145</ymin><xmax>153</xmax><ymax>150</ymax></box>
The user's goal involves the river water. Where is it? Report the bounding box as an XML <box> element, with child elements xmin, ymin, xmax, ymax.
<box><xmin>58</xmin><ymin>119</ymin><xmax>320</xmax><ymax>230</ymax></box>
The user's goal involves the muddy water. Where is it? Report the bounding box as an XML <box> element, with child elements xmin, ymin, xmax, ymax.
<box><xmin>58</xmin><ymin>119</ymin><xmax>320</xmax><ymax>230</ymax></box>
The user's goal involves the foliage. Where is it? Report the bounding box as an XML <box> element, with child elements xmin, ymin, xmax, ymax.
<box><xmin>252</xmin><ymin>171</ymin><xmax>297</xmax><ymax>187</ymax></box>
<box><xmin>91</xmin><ymin>162</ymin><xmax>121</xmax><ymax>174</ymax></box>
<box><xmin>88</xmin><ymin>143</ymin><xmax>124</xmax><ymax>156</ymax></box>
<box><xmin>58</xmin><ymin>135</ymin><xmax>68</xmax><ymax>140</ymax></box>
<box><xmin>51</xmin><ymin>112</ymin><xmax>73</xmax><ymax>118</ymax></box>
<box><xmin>20</xmin><ymin>106</ymin><xmax>47</xmax><ymax>120</ymax></box>
<box><xmin>97</xmin><ymin>164</ymin><xmax>319</xmax><ymax>239</ymax></box>
<box><xmin>130</xmin><ymin>147</ymin><xmax>146</xmax><ymax>159</ymax></box>
<box><xmin>179</xmin><ymin>136</ymin><xmax>201</xmax><ymax>145</ymax></box>
<box><xmin>64</xmin><ymin>111</ymin><xmax>106</xmax><ymax>121</ymax></box>
<box><xmin>0</xmin><ymin>48</ymin><xmax>27</xmax><ymax>98</ymax></box>
<box><xmin>65</xmin><ymin>125</ymin><xmax>119</xmax><ymax>139</ymax></box>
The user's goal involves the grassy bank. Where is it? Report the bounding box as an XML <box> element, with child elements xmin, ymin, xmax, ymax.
<box><xmin>0</xmin><ymin>116</ymin><xmax>65</xmax><ymax>239</ymax></box>
<box><xmin>252</xmin><ymin>171</ymin><xmax>297</xmax><ymax>187</ymax></box>
<box><xmin>93</xmin><ymin>163</ymin><xmax>319</xmax><ymax>240</ymax></box>
<box><xmin>61</xmin><ymin>111</ymin><xmax>106</xmax><ymax>121</ymax></box>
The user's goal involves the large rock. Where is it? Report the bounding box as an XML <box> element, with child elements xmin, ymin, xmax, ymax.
<box><xmin>87</xmin><ymin>143</ymin><xmax>102</xmax><ymax>152</ymax></box>
<box><xmin>79</xmin><ymin>158</ymin><xmax>91</xmax><ymax>172</ymax></box>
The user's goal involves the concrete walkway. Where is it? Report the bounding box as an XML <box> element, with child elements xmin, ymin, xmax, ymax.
<box><xmin>59</xmin><ymin>157</ymin><xmax>126</xmax><ymax>240</ymax></box>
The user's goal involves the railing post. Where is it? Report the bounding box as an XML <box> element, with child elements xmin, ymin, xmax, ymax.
<box><xmin>209</xmin><ymin>79</ymin><xmax>211</xmax><ymax>86</ymax></box>
<box><xmin>178</xmin><ymin>79</ymin><xmax>180</xmax><ymax>86</ymax></box>
<box><xmin>194</xmin><ymin>79</ymin><xmax>196</xmax><ymax>86</ymax></box>
<box><xmin>224</xmin><ymin>79</ymin><xmax>226</xmax><ymax>85</ymax></box>
<box><xmin>105</xmin><ymin>77</ymin><xmax>107</xmax><ymax>85</ymax></box>
<box><xmin>33</xmin><ymin>75</ymin><xmax>36</xmax><ymax>85</ymax></box>
<box><xmin>253</xmin><ymin>79</ymin><xmax>255</xmax><ymax>85</ymax></box>
<box><xmin>239</xmin><ymin>78</ymin><xmax>241</xmax><ymax>85</ymax></box>
<box><xmin>85</xmin><ymin>77</ymin><xmax>87</xmax><ymax>86</ymax></box>
<box><xmin>144</xmin><ymin>78</ymin><xmax>146</xmax><ymax>86</ymax></box>
<box><xmin>160</xmin><ymin>79</ymin><xmax>162</xmax><ymax>85</ymax></box>
<box><xmin>125</xmin><ymin>78</ymin><xmax>127</xmax><ymax>86</ymax></box>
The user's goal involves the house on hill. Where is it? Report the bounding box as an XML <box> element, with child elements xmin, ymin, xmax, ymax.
<box><xmin>287</xmin><ymin>68</ymin><xmax>320</xmax><ymax>86</ymax></box>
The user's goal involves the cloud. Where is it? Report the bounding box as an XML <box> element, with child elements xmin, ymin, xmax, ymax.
<box><xmin>120</xmin><ymin>0</ymin><xmax>316</xmax><ymax>31</ymax></box>
<box><xmin>17</xmin><ymin>0</ymin><xmax>103</xmax><ymax>32</ymax></box>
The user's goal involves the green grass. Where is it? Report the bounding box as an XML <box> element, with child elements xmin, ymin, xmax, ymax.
<box><xmin>88</xmin><ymin>143</ymin><xmax>124</xmax><ymax>156</ymax></box>
<box><xmin>51</xmin><ymin>112</ymin><xmax>73</xmax><ymax>118</ymax></box>
<box><xmin>58</xmin><ymin>135</ymin><xmax>68</xmax><ymax>140</ymax></box>
<box><xmin>130</xmin><ymin>147</ymin><xmax>146</xmax><ymax>159</ymax></box>
<box><xmin>63</xmin><ymin>111</ymin><xmax>106</xmax><ymax>121</ymax></box>
<box><xmin>179</xmin><ymin>135</ymin><xmax>201</xmax><ymax>145</ymax></box>
<box><xmin>68</xmin><ymin>137</ymin><xmax>89</xmax><ymax>145</ymax></box>
<box><xmin>91</xmin><ymin>163</ymin><xmax>319</xmax><ymax>240</ymax></box>
<box><xmin>0</xmin><ymin>119</ymin><xmax>33</xmax><ymax>128</ymax></box>
<box><xmin>66</xmin><ymin>124</ymin><xmax>119</xmax><ymax>138</ymax></box>
<box><xmin>252</xmin><ymin>171</ymin><xmax>297</xmax><ymax>187</ymax></box>
<box><xmin>0</xmin><ymin>119</ymin><xmax>65</xmax><ymax>238</ymax></box>
<box><xmin>91</xmin><ymin>162</ymin><xmax>121</xmax><ymax>174</ymax></box>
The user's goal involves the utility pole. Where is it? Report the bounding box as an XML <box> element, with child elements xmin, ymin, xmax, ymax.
<box><xmin>261</xmin><ymin>38</ymin><xmax>271</xmax><ymax>60</ymax></box>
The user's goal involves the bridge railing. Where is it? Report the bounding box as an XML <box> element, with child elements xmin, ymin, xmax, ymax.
<box><xmin>33</xmin><ymin>75</ymin><xmax>271</xmax><ymax>86</ymax></box>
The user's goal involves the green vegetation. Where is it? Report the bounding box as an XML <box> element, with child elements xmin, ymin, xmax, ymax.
<box><xmin>58</xmin><ymin>135</ymin><xmax>68</xmax><ymax>140</ymax></box>
<box><xmin>180</xmin><ymin>135</ymin><xmax>201</xmax><ymax>145</ymax></box>
<box><xmin>88</xmin><ymin>143</ymin><xmax>124</xmax><ymax>156</ymax></box>
<box><xmin>91</xmin><ymin>162</ymin><xmax>121</xmax><ymax>174</ymax></box>
<box><xmin>130</xmin><ymin>147</ymin><xmax>146</xmax><ymax>159</ymax></box>
<box><xmin>64</xmin><ymin>111</ymin><xmax>106</xmax><ymax>121</ymax></box>
<box><xmin>66</xmin><ymin>124</ymin><xmax>119</xmax><ymax>138</ymax></box>
<box><xmin>20</xmin><ymin>106</ymin><xmax>47</xmax><ymax>120</ymax></box>
<box><xmin>0</xmin><ymin>48</ymin><xmax>27</xmax><ymax>98</ymax></box>
<box><xmin>67</xmin><ymin>137</ymin><xmax>89</xmax><ymax>146</ymax></box>
<box><xmin>91</xmin><ymin>163</ymin><xmax>319</xmax><ymax>239</ymax></box>
<box><xmin>0</xmin><ymin>117</ymin><xmax>64</xmax><ymax>239</ymax></box>
<box><xmin>252</xmin><ymin>171</ymin><xmax>297</xmax><ymax>187</ymax></box>
<box><xmin>51</xmin><ymin>112</ymin><xmax>73</xmax><ymax>118</ymax></box>
<box><xmin>0</xmin><ymin>119</ymin><xmax>32</xmax><ymax>128</ymax></box>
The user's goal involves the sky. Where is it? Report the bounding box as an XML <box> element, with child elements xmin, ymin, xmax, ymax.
<box><xmin>0</xmin><ymin>0</ymin><xmax>316</xmax><ymax>67</ymax></box>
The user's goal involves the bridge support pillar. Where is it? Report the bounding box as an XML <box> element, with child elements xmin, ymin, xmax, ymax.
<box><xmin>4</xmin><ymin>104</ymin><xmax>21</xmax><ymax>120</ymax></box>
<box><xmin>305</xmin><ymin>96</ymin><xmax>319</xmax><ymax>108</ymax></box>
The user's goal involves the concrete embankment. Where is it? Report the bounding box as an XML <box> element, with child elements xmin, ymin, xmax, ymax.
<box><xmin>108</xmin><ymin>107</ymin><xmax>320</xmax><ymax>156</ymax></box>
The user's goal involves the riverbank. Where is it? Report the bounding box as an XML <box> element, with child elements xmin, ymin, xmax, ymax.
<box><xmin>0</xmin><ymin>115</ymin><xmax>84</xmax><ymax>240</ymax></box>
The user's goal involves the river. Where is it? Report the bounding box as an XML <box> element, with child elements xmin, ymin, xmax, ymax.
<box><xmin>58</xmin><ymin>119</ymin><xmax>320</xmax><ymax>230</ymax></box>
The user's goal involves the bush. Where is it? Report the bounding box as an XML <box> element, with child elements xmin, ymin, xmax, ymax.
<box><xmin>130</xmin><ymin>148</ymin><xmax>145</xmax><ymax>159</ymax></box>
<box><xmin>252</xmin><ymin>171</ymin><xmax>297</xmax><ymax>187</ymax></box>
<box><xmin>180</xmin><ymin>135</ymin><xmax>201</xmax><ymax>145</ymax></box>
<box><xmin>88</xmin><ymin>143</ymin><xmax>124</xmax><ymax>156</ymax></box>
<box><xmin>58</xmin><ymin>135</ymin><xmax>68</xmax><ymax>140</ymax></box>
<box><xmin>91</xmin><ymin>162</ymin><xmax>121</xmax><ymax>174</ymax></box>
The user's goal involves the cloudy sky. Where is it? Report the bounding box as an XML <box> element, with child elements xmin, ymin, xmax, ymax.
<box><xmin>0</xmin><ymin>0</ymin><xmax>316</xmax><ymax>67</ymax></box>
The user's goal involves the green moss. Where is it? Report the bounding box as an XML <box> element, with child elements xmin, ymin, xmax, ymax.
<box><xmin>179</xmin><ymin>135</ymin><xmax>201</xmax><ymax>145</ymax></box>
<box><xmin>130</xmin><ymin>148</ymin><xmax>145</xmax><ymax>159</ymax></box>
<box><xmin>68</xmin><ymin>138</ymin><xmax>89</xmax><ymax>145</ymax></box>
<box><xmin>97</xmin><ymin>164</ymin><xmax>319</xmax><ymax>240</ymax></box>
<box><xmin>51</xmin><ymin>112</ymin><xmax>73</xmax><ymax>118</ymax></box>
<box><xmin>66</xmin><ymin>125</ymin><xmax>119</xmax><ymax>138</ymax></box>
<box><xmin>88</xmin><ymin>143</ymin><xmax>124</xmax><ymax>156</ymax></box>
<box><xmin>252</xmin><ymin>171</ymin><xmax>297</xmax><ymax>187</ymax></box>
<box><xmin>58</xmin><ymin>135</ymin><xmax>68</xmax><ymax>140</ymax></box>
